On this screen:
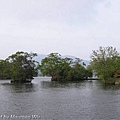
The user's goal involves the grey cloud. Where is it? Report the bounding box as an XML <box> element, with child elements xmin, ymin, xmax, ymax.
<box><xmin>0</xmin><ymin>0</ymin><xmax>120</xmax><ymax>60</ymax></box>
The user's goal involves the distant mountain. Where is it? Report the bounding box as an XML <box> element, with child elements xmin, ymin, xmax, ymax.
<box><xmin>62</xmin><ymin>55</ymin><xmax>90</xmax><ymax>66</ymax></box>
<box><xmin>34</xmin><ymin>54</ymin><xmax>90</xmax><ymax>66</ymax></box>
<box><xmin>34</xmin><ymin>54</ymin><xmax>47</xmax><ymax>63</ymax></box>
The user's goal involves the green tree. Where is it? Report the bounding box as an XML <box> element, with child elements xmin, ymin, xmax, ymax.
<box><xmin>90</xmin><ymin>46</ymin><xmax>119</xmax><ymax>83</ymax></box>
<box><xmin>85</xmin><ymin>65</ymin><xmax>93</xmax><ymax>79</ymax></box>
<box><xmin>6</xmin><ymin>51</ymin><xmax>37</xmax><ymax>82</ymax></box>
<box><xmin>58</xmin><ymin>57</ymin><xmax>72</xmax><ymax>80</ymax></box>
<box><xmin>39</xmin><ymin>53</ymin><xmax>90</xmax><ymax>81</ymax></box>
<box><xmin>0</xmin><ymin>60</ymin><xmax>11</xmax><ymax>79</ymax></box>
<box><xmin>39</xmin><ymin>53</ymin><xmax>61</xmax><ymax>80</ymax></box>
<box><xmin>39</xmin><ymin>53</ymin><xmax>72</xmax><ymax>81</ymax></box>
<box><xmin>67</xmin><ymin>58</ymin><xmax>87</xmax><ymax>80</ymax></box>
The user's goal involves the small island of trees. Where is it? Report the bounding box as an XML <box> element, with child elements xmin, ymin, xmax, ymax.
<box><xmin>90</xmin><ymin>46</ymin><xmax>120</xmax><ymax>85</ymax></box>
<box><xmin>0</xmin><ymin>46</ymin><xmax>120</xmax><ymax>85</ymax></box>
<box><xmin>39</xmin><ymin>53</ymin><xmax>92</xmax><ymax>81</ymax></box>
<box><xmin>0</xmin><ymin>51</ymin><xmax>38</xmax><ymax>83</ymax></box>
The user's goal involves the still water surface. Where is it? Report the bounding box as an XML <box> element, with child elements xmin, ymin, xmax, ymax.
<box><xmin>0</xmin><ymin>77</ymin><xmax>120</xmax><ymax>120</ymax></box>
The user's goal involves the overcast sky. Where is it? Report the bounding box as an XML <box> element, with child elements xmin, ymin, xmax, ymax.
<box><xmin>0</xmin><ymin>0</ymin><xmax>120</xmax><ymax>60</ymax></box>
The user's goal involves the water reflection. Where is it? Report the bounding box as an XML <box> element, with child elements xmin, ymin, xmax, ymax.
<box><xmin>101</xmin><ymin>84</ymin><xmax>120</xmax><ymax>90</ymax></box>
<box><xmin>1</xmin><ymin>78</ymin><xmax>120</xmax><ymax>119</ymax></box>
<box><xmin>40</xmin><ymin>81</ymin><xmax>84</xmax><ymax>89</ymax></box>
<box><xmin>1</xmin><ymin>82</ymin><xmax>38</xmax><ymax>93</ymax></box>
<box><xmin>94</xmin><ymin>80</ymin><xmax>120</xmax><ymax>90</ymax></box>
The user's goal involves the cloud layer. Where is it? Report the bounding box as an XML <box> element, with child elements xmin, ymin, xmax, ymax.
<box><xmin>0</xmin><ymin>0</ymin><xmax>120</xmax><ymax>59</ymax></box>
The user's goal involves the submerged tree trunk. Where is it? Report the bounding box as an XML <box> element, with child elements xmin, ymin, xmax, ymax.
<box><xmin>51</xmin><ymin>76</ymin><xmax>59</xmax><ymax>81</ymax></box>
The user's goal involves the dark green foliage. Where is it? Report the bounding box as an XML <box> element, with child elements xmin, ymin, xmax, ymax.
<box><xmin>39</xmin><ymin>53</ymin><xmax>92</xmax><ymax>81</ymax></box>
<box><xmin>85</xmin><ymin>65</ymin><xmax>93</xmax><ymax>78</ymax></box>
<box><xmin>39</xmin><ymin>53</ymin><xmax>71</xmax><ymax>81</ymax></box>
<box><xmin>67</xmin><ymin>58</ymin><xmax>87</xmax><ymax>80</ymax></box>
<box><xmin>1</xmin><ymin>51</ymin><xmax>38</xmax><ymax>82</ymax></box>
<box><xmin>90</xmin><ymin>46</ymin><xmax>120</xmax><ymax>83</ymax></box>
<box><xmin>0</xmin><ymin>60</ymin><xmax>11</xmax><ymax>79</ymax></box>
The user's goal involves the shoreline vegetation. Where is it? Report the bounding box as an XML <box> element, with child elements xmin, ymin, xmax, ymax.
<box><xmin>0</xmin><ymin>46</ymin><xmax>120</xmax><ymax>85</ymax></box>
<box><xmin>0</xmin><ymin>51</ymin><xmax>38</xmax><ymax>83</ymax></box>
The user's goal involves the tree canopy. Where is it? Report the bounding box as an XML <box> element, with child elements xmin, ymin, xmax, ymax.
<box><xmin>39</xmin><ymin>53</ymin><xmax>92</xmax><ymax>81</ymax></box>
<box><xmin>0</xmin><ymin>60</ymin><xmax>11</xmax><ymax>79</ymax></box>
<box><xmin>0</xmin><ymin>51</ymin><xmax>38</xmax><ymax>82</ymax></box>
<box><xmin>2</xmin><ymin>46</ymin><xmax>120</xmax><ymax>83</ymax></box>
<box><xmin>90</xmin><ymin>46</ymin><xmax>120</xmax><ymax>84</ymax></box>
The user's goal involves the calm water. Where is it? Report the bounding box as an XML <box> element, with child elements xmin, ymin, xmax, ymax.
<box><xmin>0</xmin><ymin>77</ymin><xmax>120</xmax><ymax>120</ymax></box>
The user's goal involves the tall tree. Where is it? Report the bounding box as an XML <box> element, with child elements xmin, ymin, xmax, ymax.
<box><xmin>6</xmin><ymin>51</ymin><xmax>37</xmax><ymax>82</ymax></box>
<box><xmin>39</xmin><ymin>53</ymin><xmax>72</xmax><ymax>81</ymax></box>
<box><xmin>67</xmin><ymin>58</ymin><xmax>87</xmax><ymax>80</ymax></box>
<box><xmin>90</xmin><ymin>46</ymin><xmax>119</xmax><ymax>82</ymax></box>
<box><xmin>39</xmin><ymin>53</ymin><xmax>91</xmax><ymax>81</ymax></box>
<box><xmin>0</xmin><ymin>60</ymin><xmax>11</xmax><ymax>79</ymax></box>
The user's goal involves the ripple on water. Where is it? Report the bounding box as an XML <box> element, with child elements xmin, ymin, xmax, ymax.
<box><xmin>0</xmin><ymin>78</ymin><xmax>120</xmax><ymax>119</ymax></box>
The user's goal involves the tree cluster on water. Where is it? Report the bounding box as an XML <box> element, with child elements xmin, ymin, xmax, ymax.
<box><xmin>90</xmin><ymin>46</ymin><xmax>120</xmax><ymax>84</ymax></box>
<box><xmin>39</xmin><ymin>53</ymin><xmax>92</xmax><ymax>81</ymax></box>
<box><xmin>0</xmin><ymin>46</ymin><xmax>120</xmax><ymax>84</ymax></box>
<box><xmin>0</xmin><ymin>52</ymin><xmax>92</xmax><ymax>82</ymax></box>
<box><xmin>0</xmin><ymin>51</ymin><xmax>38</xmax><ymax>83</ymax></box>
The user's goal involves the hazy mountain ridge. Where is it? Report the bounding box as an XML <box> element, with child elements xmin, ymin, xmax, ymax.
<box><xmin>34</xmin><ymin>54</ymin><xmax>90</xmax><ymax>66</ymax></box>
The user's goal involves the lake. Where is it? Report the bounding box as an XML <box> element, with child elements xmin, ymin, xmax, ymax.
<box><xmin>0</xmin><ymin>77</ymin><xmax>120</xmax><ymax>120</ymax></box>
